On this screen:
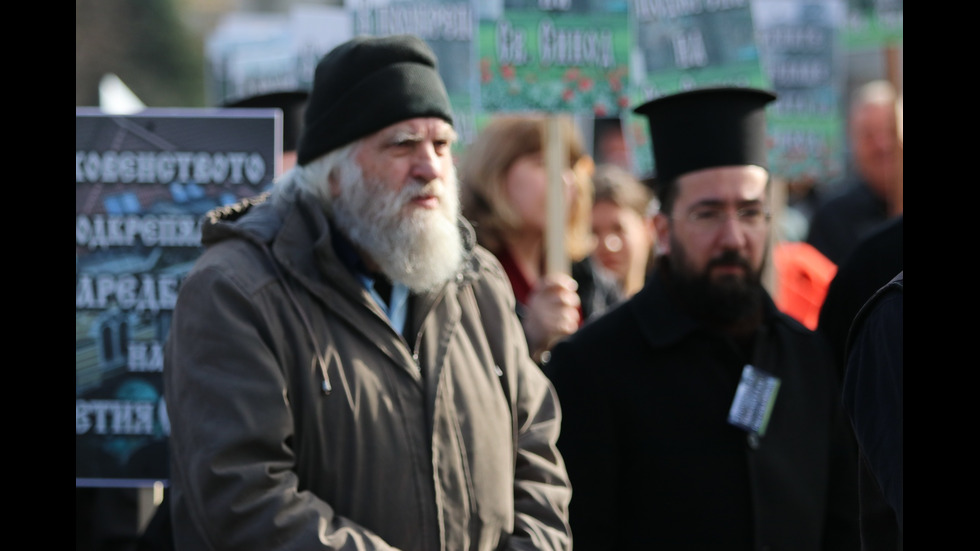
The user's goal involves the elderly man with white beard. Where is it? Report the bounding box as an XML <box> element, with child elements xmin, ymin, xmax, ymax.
<box><xmin>163</xmin><ymin>35</ymin><xmax>571</xmax><ymax>551</ymax></box>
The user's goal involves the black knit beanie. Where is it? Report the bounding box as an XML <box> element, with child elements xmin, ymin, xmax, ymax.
<box><xmin>297</xmin><ymin>34</ymin><xmax>454</xmax><ymax>166</ymax></box>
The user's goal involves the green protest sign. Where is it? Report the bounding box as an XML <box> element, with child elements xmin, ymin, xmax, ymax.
<box><xmin>477</xmin><ymin>10</ymin><xmax>631</xmax><ymax>115</ymax></box>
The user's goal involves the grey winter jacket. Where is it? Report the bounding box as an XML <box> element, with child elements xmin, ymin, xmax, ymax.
<box><xmin>163</xmin><ymin>185</ymin><xmax>571</xmax><ymax>550</ymax></box>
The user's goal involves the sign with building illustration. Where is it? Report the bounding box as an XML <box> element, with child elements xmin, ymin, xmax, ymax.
<box><xmin>75</xmin><ymin>108</ymin><xmax>278</xmax><ymax>487</ymax></box>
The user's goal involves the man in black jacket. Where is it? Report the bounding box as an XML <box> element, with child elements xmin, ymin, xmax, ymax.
<box><xmin>818</xmin><ymin>214</ymin><xmax>903</xmax><ymax>383</ymax></box>
<box><xmin>806</xmin><ymin>80</ymin><xmax>901</xmax><ymax>265</ymax></box>
<box><xmin>544</xmin><ymin>87</ymin><xmax>860</xmax><ymax>550</ymax></box>
<box><xmin>843</xmin><ymin>271</ymin><xmax>903</xmax><ymax>549</ymax></box>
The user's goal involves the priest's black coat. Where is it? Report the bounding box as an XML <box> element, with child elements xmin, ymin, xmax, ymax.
<box><xmin>544</xmin><ymin>269</ymin><xmax>860</xmax><ymax>551</ymax></box>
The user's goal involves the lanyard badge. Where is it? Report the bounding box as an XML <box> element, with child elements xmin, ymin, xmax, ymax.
<box><xmin>728</xmin><ymin>364</ymin><xmax>781</xmax><ymax>437</ymax></box>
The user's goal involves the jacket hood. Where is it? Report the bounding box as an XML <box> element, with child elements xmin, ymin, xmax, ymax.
<box><xmin>200</xmin><ymin>191</ymin><xmax>278</xmax><ymax>246</ymax></box>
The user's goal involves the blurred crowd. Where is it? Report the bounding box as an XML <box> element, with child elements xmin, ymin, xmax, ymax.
<box><xmin>77</xmin><ymin>33</ymin><xmax>903</xmax><ymax>548</ymax></box>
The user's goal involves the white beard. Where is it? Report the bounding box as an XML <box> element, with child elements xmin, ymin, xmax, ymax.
<box><xmin>329</xmin><ymin>158</ymin><xmax>464</xmax><ymax>293</ymax></box>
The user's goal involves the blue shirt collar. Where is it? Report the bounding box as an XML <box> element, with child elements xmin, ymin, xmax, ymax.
<box><xmin>330</xmin><ymin>220</ymin><xmax>410</xmax><ymax>334</ymax></box>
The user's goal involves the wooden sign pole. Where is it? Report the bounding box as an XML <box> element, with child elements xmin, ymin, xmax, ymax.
<box><xmin>545</xmin><ymin>116</ymin><xmax>570</xmax><ymax>276</ymax></box>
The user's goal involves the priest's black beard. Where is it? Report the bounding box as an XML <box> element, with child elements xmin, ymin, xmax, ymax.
<box><xmin>664</xmin><ymin>249</ymin><xmax>765</xmax><ymax>328</ymax></box>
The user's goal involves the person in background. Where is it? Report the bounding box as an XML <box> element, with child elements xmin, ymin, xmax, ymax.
<box><xmin>459</xmin><ymin>114</ymin><xmax>621</xmax><ymax>364</ymax></box>
<box><xmin>842</xmin><ymin>270</ymin><xmax>903</xmax><ymax>550</ymax></box>
<box><xmin>806</xmin><ymin>80</ymin><xmax>902</xmax><ymax>265</ymax></box>
<box><xmin>544</xmin><ymin>87</ymin><xmax>859</xmax><ymax>550</ymax></box>
<box><xmin>817</xmin><ymin>86</ymin><xmax>903</xmax><ymax>383</ymax></box>
<box><xmin>223</xmin><ymin>89</ymin><xmax>309</xmax><ymax>174</ymax></box>
<box><xmin>771</xmin><ymin>239</ymin><xmax>838</xmax><ymax>330</ymax></box>
<box><xmin>164</xmin><ymin>35</ymin><xmax>571</xmax><ymax>550</ymax></box>
<box><xmin>818</xmin><ymin>213</ymin><xmax>903</xmax><ymax>382</ymax></box>
<box><xmin>593</xmin><ymin>117</ymin><xmax>632</xmax><ymax>172</ymax></box>
<box><xmin>815</xmin><ymin>109</ymin><xmax>904</xmax><ymax>544</ymax></box>
<box><xmin>589</xmin><ymin>163</ymin><xmax>659</xmax><ymax>297</ymax></box>
<box><xmin>811</xmin><ymin>217</ymin><xmax>903</xmax><ymax>551</ymax></box>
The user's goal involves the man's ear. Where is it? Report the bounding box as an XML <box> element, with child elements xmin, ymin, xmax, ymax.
<box><xmin>653</xmin><ymin>212</ymin><xmax>671</xmax><ymax>255</ymax></box>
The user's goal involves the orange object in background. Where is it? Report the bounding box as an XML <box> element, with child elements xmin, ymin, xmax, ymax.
<box><xmin>773</xmin><ymin>242</ymin><xmax>837</xmax><ymax>330</ymax></box>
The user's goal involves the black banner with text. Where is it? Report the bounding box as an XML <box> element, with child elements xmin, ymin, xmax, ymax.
<box><xmin>76</xmin><ymin>108</ymin><xmax>278</xmax><ymax>487</ymax></box>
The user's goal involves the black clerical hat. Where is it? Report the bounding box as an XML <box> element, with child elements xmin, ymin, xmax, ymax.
<box><xmin>634</xmin><ymin>87</ymin><xmax>777</xmax><ymax>184</ymax></box>
<box><xmin>224</xmin><ymin>90</ymin><xmax>309</xmax><ymax>153</ymax></box>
